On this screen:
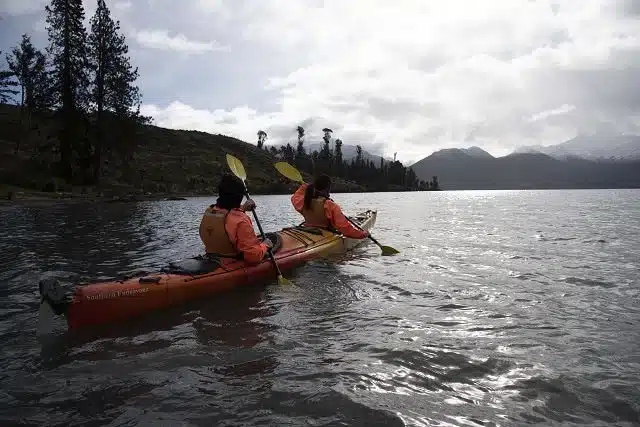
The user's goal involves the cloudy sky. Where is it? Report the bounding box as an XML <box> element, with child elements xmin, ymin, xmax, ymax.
<box><xmin>1</xmin><ymin>0</ymin><xmax>639</xmax><ymax>162</ymax></box>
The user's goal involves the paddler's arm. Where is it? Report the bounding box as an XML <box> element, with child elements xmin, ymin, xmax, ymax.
<box><xmin>291</xmin><ymin>183</ymin><xmax>308</xmax><ymax>213</ymax></box>
<box><xmin>325</xmin><ymin>200</ymin><xmax>369</xmax><ymax>239</ymax></box>
<box><xmin>240</xmin><ymin>198</ymin><xmax>256</xmax><ymax>212</ymax></box>
<box><xmin>234</xmin><ymin>215</ymin><xmax>270</xmax><ymax>265</ymax></box>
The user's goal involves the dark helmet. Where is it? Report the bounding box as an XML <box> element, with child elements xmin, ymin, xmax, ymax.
<box><xmin>314</xmin><ymin>174</ymin><xmax>332</xmax><ymax>192</ymax></box>
<box><xmin>218</xmin><ymin>173</ymin><xmax>245</xmax><ymax>197</ymax></box>
<box><xmin>304</xmin><ymin>174</ymin><xmax>332</xmax><ymax>209</ymax></box>
<box><xmin>216</xmin><ymin>174</ymin><xmax>246</xmax><ymax>209</ymax></box>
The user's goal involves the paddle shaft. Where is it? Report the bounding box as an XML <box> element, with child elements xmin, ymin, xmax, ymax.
<box><xmin>244</xmin><ymin>190</ymin><xmax>285</xmax><ymax>278</ymax></box>
<box><xmin>346</xmin><ymin>215</ymin><xmax>382</xmax><ymax>248</ymax></box>
<box><xmin>225</xmin><ymin>153</ymin><xmax>293</xmax><ymax>282</ymax></box>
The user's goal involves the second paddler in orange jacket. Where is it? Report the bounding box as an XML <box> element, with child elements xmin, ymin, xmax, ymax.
<box><xmin>291</xmin><ymin>174</ymin><xmax>369</xmax><ymax>239</ymax></box>
<box><xmin>199</xmin><ymin>174</ymin><xmax>273</xmax><ymax>265</ymax></box>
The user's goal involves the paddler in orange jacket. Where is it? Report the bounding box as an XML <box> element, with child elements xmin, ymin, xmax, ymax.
<box><xmin>291</xmin><ymin>174</ymin><xmax>369</xmax><ymax>239</ymax></box>
<box><xmin>199</xmin><ymin>174</ymin><xmax>272</xmax><ymax>265</ymax></box>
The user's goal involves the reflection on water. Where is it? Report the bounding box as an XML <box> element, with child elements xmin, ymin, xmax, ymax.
<box><xmin>1</xmin><ymin>190</ymin><xmax>640</xmax><ymax>426</ymax></box>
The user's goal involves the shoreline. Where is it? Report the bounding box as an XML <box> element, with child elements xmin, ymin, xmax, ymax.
<box><xmin>0</xmin><ymin>193</ymin><xmax>186</xmax><ymax>206</ymax></box>
<box><xmin>1</xmin><ymin>184</ymin><xmax>439</xmax><ymax>206</ymax></box>
<box><xmin>3</xmin><ymin>186</ymin><xmax>637</xmax><ymax>207</ymax></box>
<box><xmin>1</xmin><ymin>191</ymin><xmax>443</xmax><ymax>207</ymax></box>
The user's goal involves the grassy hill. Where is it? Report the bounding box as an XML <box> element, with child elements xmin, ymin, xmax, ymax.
<box><xmin>0</xmin><ymin>103</ymin><xmax>366</xmax><ymax>201</ymax></box>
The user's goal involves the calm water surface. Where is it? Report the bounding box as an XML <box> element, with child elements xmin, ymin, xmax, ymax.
<box><xmin>1</xmin><ymin>189</ymin><xmax>639</xmax><ymax>426</ymax></box>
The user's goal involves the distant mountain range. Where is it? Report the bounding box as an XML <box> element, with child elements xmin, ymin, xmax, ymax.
<box><xmin>411</xmin><ymin>135</ymin><xmax>640</xmax><ymax>190</ymax></box>
<box><xmin>514</xmin><ymin>133</ymin><xmax>640</xmax><ymax>160</ymax></box>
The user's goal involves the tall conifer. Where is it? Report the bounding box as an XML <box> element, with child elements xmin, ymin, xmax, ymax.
<box><xmin>7</xmin><ymin>34</ymin><xmax>51</xmax><ymax>113</ymax></box>
<box><xmin>88</xmin><ymin>0</ymin><xmax>143</xmax><ymax>181</ymax></box>
<box><xmin>45</xmin><ymin>0</ymin><xmax>90</xmax><ymax>180</ymax></box>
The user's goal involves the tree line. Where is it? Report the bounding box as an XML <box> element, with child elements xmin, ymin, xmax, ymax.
<box><xmin>256</xmin><ymin>126</ymin><xmax>440</xmax><ymax>191</ymax></box>
<box><xmin>0</xmin><ymin>0</ymin><xmax>146</xmax><ymax>185</ymax></box>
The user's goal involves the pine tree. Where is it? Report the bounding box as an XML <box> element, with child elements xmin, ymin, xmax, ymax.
<box><xmin>355</xmin><ymin>145</ymin><xmax>363</xmax><ymax>166</ymax></box>
<box><xmin>87</xmin><ymin>0</ymin><xmax>109</xmax><ymax>182</ymax></box>
<box><xmin>432</xmin><ymin>175</ymin><xmax>439</xmax><ymax>190</ymax></box>
<box><xmin>321</xmin><ymin>128</ymin><xmax>332</xmax><ymax>155</ymax></box>
<box><xmin>31</xmin><ymin>52</ymin><xmax>51</xmax><ymax>112</ymax></box>
<box><xmin>46</xmin><ymin>0</ymin><xmax>90</xmax><ymax>110</ymax></box>
<box><xmin>45</xmin><ymin>0</ymin><xmax>91</xmax><ymax>180</ymax></box>
<box><xmin>7</xmin><ymin>34</ymin><xmax>51</xmax><ymax>112</ymax></box>
<box><xmin>6</xmin><ymin>35</ymin><xmax>51</xmax><ymax>152</ymax></box>
<box><xmin>296</xmin><ymin>126</ymin><xmax>305</xmax><ymax>156</ymax></box>
<box><xmin>295</xmin><ymin>125</ymin><xmax>309</xmax><ymax>171</ymax></box>
<box><xmin>7</xmin><ymin>35</ymin><xmax>33</xmax><ymax>110</ymax></box>
<box><xmin>107</xmin><ymin>48</ymin><xmax>142</xmax><ymax>120</ymax></box>
<box><xmin>283</xmin><ymin>143</ymin><xmax>295</xmax><ymax>164</ymax></box>
<box><xmin>88</xmin><ymin>0</ymin><xmax>143</xmax><ymax>183</ymax></box>
<box><xmin>406</xmin><ymin>167</ymin><xmax>417</xmax><ymax>188</ymax></box>
<box><xmin>320</xmin><ymin>127</ymin><xmax>333</xmax><ymax>173</ymax></box>
<box><xmin>334</xmin><ymin>138</ymin><xmax>343</xmax><ymax>176</ymax></box>
<box><xmin>0</xmin><ymin>51</ymin><xmax>19</xmax><ymax>104</ymax></box>
<box><xmin>257</xmin><ymin>130</ymin><xmax>267</xmax><ymax>148</ymax></box>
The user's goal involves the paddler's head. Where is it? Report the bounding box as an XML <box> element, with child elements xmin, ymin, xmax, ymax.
<box><xmin>313</xmin><ymin>174</ymin><xmax>331</xmax><ymax>197</ymax></box>
<box><xmin>303</xmin><ymin>174</ymin><xmax>332</xmax><ymax>209</ymax></box>
<box><xmin>216</xmin><ymin>173</ymin><xmax>246</xmax><ymax>209</ymax></box>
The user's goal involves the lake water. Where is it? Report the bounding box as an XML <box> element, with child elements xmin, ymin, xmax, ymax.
<box><xmin>1</xmin><ymin>189</ymin><xmax>639</xmax><ymax>426</ymax></box>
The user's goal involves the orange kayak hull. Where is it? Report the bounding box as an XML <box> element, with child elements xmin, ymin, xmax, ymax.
<box><xmin>39</xmin><ymin>210</ymin><xmax>377</xmax><ymax>329</ymax></box>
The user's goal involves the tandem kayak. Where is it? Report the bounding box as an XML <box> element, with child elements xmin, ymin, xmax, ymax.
<box><xmin>38</xmin><ymin>209</ymin><xmax>377</xmax><ymax>330</ymax></box>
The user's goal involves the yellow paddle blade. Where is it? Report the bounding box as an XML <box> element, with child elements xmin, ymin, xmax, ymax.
<box><xmin>274</xmin><ymin>162</ymin><xmax>304</xmax><ymax>183</ymax></box>
<box><xmin>277</xmin><ymin>274</ymin><xmax>294</xmax><ymax>286</ymax></box>
<box><xmin>226</xmin><ymin>154</ymin><xmax>247</xmax><ymax>181</ymax></box>
<box><xmin>380</xmin><ymin>245</ymin><xmax>400</xmax><ymax>256</ymax></box>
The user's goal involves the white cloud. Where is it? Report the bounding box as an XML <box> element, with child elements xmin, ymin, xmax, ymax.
<box><xmin>1</xmin><ymin>0</ymin><xmax>100</xmax><ymax>17</ymax></box>
<box><xmin>0</xmin><ymin>0</ymin><xmax>48</xmax><ymax>16</ymax></box>
<box><xmin>528</xmin><ymin>104</ymin><xmax>576</xmax><ymax>123</ymax></box>
<box><xmin>33</xmin><ymin>18</ymin><xmax>46</xmax><ymax>33</ymax></box>
<box><xmin>131</xmin><ymin>0</ymin><xmax>639</xmax><ymax>160</ymax></box>
<box><xmin>140</xmin><ymin>101</ymin><xmax>272</xmax><ymax>143</ymax></box>
<box><xmin>113</xmin><ymin>1</ymin><xmax>133</xmax><ymax>11</ymax></box>
<box><xmin>134</xmin><ymin>29</ymin><xmax>229</xmax><ymax>53</ymax></box>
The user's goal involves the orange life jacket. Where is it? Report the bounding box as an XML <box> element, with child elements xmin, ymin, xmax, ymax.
<box><xmin>198</xmin><ymin>206</ymin><xmax>240</xmax><ymax>258</ymax></box>
<box><xmin>301</xmin><ymin>197</ymin><xmax>331</xmax><ymax>228</ymax></box>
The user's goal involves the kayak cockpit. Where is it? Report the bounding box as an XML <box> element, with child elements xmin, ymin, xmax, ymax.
<box><xmin>161</xmin><ymin>232</ymin><xmax>284</xmax><ymax>276</ymax></box>
<box><xmin>161</xmin><ymin>256</ymin><xmax>229</xmax><ymax>276</ymax></box>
